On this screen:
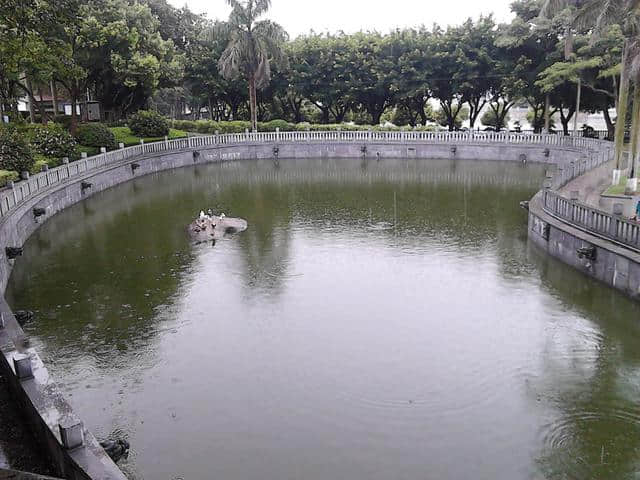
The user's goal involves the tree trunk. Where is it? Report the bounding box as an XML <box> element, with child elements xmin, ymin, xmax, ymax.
<box><xmin>544</xmin><ymin>94</ymin><xmax>551</xmax><ymax>133</ymax></box>
<box><xmin>70</xmin><ymin>84</ymin><xmax>78</xmax><ymax>134</ymax></box>
<box><xmin>559</xmin><ymin>105</ymin><xmax>575</xmax><ymax>136</ymax></box>
<box><xmin>615</xmin><ymin>40</ymin><xmax>631</xmax><ymax>170</ymax></box>
<box><xmin>25</xmin><ymin>77</ymin><xmax>35</xmax><ymax>123</ymax></box>
<box><xmin>248</xmin><ymin>75</ymin><xmax>257</xmax><ymax>132</ymax></box>
<box><xmin>630</xmin><ymin>81</ymin><xmax>640</xmax><ymax>179</ymax></box>
<box><xmin>573</xmin><ymin>77</ymin><xmax>581</xmax><ymax>136</ymax></box>
<box><xmin>468</xmin><ymin>98</ymin><xmax>486</xmax><ymax>129</ymax></box>
<box><xmin>603</xmin><ymin>105</ymin><xmax>614</xmax><ymax>140</ymax></box>
<box><xmin>37</xmin><ymin>85</ymin><xmax>48</xmax><ymax>124</ymax></box>
<box><xmin>50</xmin><ymin>80</ymin><xmax>59</xmax><ymax>120</ymax></box>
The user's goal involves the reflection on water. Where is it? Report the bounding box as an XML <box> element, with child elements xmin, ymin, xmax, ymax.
<box><xmin>6</xmin><ymin>158</ymin><xmax>640</xmax><ymax>480</ymax></box>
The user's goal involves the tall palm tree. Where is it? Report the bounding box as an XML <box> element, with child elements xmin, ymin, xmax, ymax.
<box><xmin>218</xmin><ymin>0</ymin><xmax>288</xmax><ymax>132</ymax></box>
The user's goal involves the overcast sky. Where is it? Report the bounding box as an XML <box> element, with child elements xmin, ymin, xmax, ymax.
<box><xmin>167</xmin><ymin>0</ymin><xmax>515</xmax><ymax>38</ymax></box>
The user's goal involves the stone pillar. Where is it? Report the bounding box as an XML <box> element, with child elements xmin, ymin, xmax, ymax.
<box><xmin>59</xmin><ymin>420</ymin><xmax>84</xmax><ymax>450</ymax></box>
<box><xmin>13</xmin><ymin>355</ymin><xmax>33</xmax><ymax>380</ymax></box>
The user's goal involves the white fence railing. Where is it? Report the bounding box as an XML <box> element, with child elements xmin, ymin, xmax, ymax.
<box><xmin>0</xmin><ymin>131</ymin><xmax>612</xmax><ymax>220</ymax></box>
<box><xmin>543</xmin><ymin>190</ymin><xmax>640</xmax><ymax>252</ymax></box>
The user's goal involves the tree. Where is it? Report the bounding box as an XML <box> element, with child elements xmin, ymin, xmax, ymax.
<box><xmin>481</xmin><ymin>103</ymin><xmax>511</xmax><ymax>130</ymax></box>
<box><xmin>456</xmin><ymin>17</ymin><xmax>498</xmax><ymax>128</ymax></box>
<box><xmin>429</xmin><ymin>26</ymin><xmax>467</xmax><ymax>131</ymax></box>
<box><xmin>496</xmin><ymin>0</ymin><xmax>561</xmax><ymax>133</ymax></box>
<box><xmin>348</xmin><ymin>32</ymin><xmax>399</xmax><ymax>125</ymax></box>
<box><xmin>218</xmin><ymin>0</ymin><xmax>288</xmax><ymax>132</ymax></box>
<box><xmin>393</xmin><ymin>28</ymin><xmax>433</xmax><ymax>126</ymax></box>
<box><xmin>546</xmin><ymin>0</ymin><xmax>639</xmax><ymax>179</ymax></box>
<box><xmin>288</xmin><ymin>34</ymin><xmax>354</xmax><ymax>123</ymax></box>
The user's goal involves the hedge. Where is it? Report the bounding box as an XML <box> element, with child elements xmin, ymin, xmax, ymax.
<box><xmin>171</xmin><ymin>119</ymin><xmax>440</xmax><ymax>134</ymax></box>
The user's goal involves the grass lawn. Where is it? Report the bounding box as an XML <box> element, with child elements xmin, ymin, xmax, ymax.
<box><xmin>604</xmin><ymin>176</ymin><xmax>630</xmax><ymax>196</ymax></box>
<box><xmin>110</xmin><ymin>127</ymin><xmax>188</xmax><ymax>147</ymax></box>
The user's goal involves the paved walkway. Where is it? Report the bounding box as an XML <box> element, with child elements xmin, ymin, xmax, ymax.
<box><xmin>559</xmin><ymin>160</ymin><xmax>640</xmax><ymax>219</ymax></box>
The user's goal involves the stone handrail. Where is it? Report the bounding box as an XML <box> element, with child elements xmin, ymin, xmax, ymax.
<box><xmin>542</xmin><ymin>190</ymin><xmax>640</xmax><ymax>253</ymax></box>
<box><xmin>0</xmin><ymin>131</ymin><xmax>612</xmax><ymax>220</ymax></box>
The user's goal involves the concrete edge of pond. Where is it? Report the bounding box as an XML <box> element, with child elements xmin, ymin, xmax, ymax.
<box><xmin>528</xmin><ymin>190</ymin><xmax>640</xmax><ymax>299</ymax></box>
<box><xmin>0</xmin><ymin>136</ymin><xmax>623</xmax><ymax>479</ymax></box>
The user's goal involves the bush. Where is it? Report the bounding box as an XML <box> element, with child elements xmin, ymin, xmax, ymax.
<box><xmin>169</xmin><ymin>119</ymin><xmax>441</xmax><ymax>134</ymax></box>
<box><xmin>481</xmin><ymin>106</ymin><xmax>510</xmax><ymax>131</ymax></box>
<box><xmin>28</xmin><ymin>123</ymin><xmax>79</xmax><ymax>161</ymax></box>
<box><xmin>75</xmin><ymin>123</ymin><xmax>117</xmax><ymax>149</ymax></box>
<box><xmin>258</xmin><ymin>119</ymin><xmax>295</xmax><ymax>132</ymax></box>
<box><xmin>0</xmin><ymin>170</ymin><xmax>19</xmax><ymax>186</ymax></box>
<box><xmin>31</xmin><ymin>156</ymin><xmax>49</xmax><ymax>173</ymax></box>
<box><xmin>129</xmin><ymin>110</ymin><xmax>169</xmax><ymax>137</ymax></box>
<box><xmin>0</xmin><ymin>125</ymin><xmax>35</xmax><ymax>173</ymax></box>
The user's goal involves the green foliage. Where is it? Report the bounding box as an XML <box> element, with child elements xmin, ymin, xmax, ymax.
<box><xmin>0</xmin><ymin>170</ymin><xmax>19</xmax><ymax>187</ymax></box>
<box><xmin>171</xmin><ymin>120</ymin><xmax>439</xmax><ymax>133</ymax></box>
<box><xmin>111</xmin><ymin>127</ymin><xmax>187</xmax><ymax>146</ymax></box>
<box><xmin>434</xmin><ymin>106</ymin><xmax>469</xmax><ymax>129</ymax></box>
<box><xmin>31</xmin><ymin>156</ymin><xmax>49</xmax><ymax>174</ymax></box>
<box><xmin>260</xmin><ymin>119</ymin><xmax>295</xmax><ymax>132</ymax></box>
<box><xmin>0</xmin><ymin>126</ymin><xmax>35</xmax><ymax>173</ymax></box>
<box><xmin>27</xmin><ymin>123</ymin><xmax>79</xmax><ymax>161</ymax></box>
<box><xmin>129</xmin><ymin>110</ymin><xmax>170</xmax><ymax>137</ymax></box>
<box><xmin>481</xmin><ymin>108</ymin><xmax>511</xmax><ymax>130</ymax></box>
<box><xmin>217</xmin><ymin>0</ymin><xmax>288</xmax><ymax>130</ymax></box>
<box><xmin>526</xmin><ymin>109</ymin><xmax>556</xmax><ymax>132</ymax></box>
<box><xmin>75</xmin><ymin>123</ymin><xmax>117</xmax><ymax>149</ymax></box>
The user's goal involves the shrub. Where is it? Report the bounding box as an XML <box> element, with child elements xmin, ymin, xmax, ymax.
<box><xmin>28</xmin><ymin>123</ymin><xmax>79</xmax><ymax>161</ymax></box>
<box><xmin>217</xmin><ymin>121</ymin><xmax>251</xmax><ymax>134</ymax></box>
<box><xmin>258</xmin><ymin>119</ymin><xmax>295</xmax><ymax>132</ymax></box>
<box><xmin>31</xmin><ymin>156</ymin><xmax>49</xmax><ymax>173</ymax></box>
<box><xmin>0</xmin><ymin>125</ymin><xmax>35</xmax><ymax>173</ymax></box>
<box><xmin>129</xmin><ymin>110</ymin><xmax>170</xmax><ymax>137</ymax></box>
<box><xmin>75</xmin><ymin>123</ymin><xmax>117</xmax><ymax>149</ymax></box>
<box><xmin>0</xmin><ymin>170</ymin><xmax>19</xmax><ymax>186</ymax></box>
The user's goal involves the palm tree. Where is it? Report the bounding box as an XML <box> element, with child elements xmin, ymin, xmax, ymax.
<box><xmin>218</xmin><ymin>0</ymin><xmax>288</xmax><ymax>132</ymax></box>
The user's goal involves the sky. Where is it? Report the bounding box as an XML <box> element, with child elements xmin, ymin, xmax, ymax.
<box><xmin>167</xmin><ymin>0</ymin><xmax>515</xmax><ymax>38</ymax></box>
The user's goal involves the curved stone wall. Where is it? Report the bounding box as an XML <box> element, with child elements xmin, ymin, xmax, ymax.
<box><xmin>0</xmin><ymin>133</ymin><xmax>615</xmax><ymax>479</ymax></box>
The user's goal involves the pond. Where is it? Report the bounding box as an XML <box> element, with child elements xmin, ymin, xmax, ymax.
<box><xmin>6</xmin><ymin>157</ymin><xmax>640</xmax><ymax>480</ymax></box>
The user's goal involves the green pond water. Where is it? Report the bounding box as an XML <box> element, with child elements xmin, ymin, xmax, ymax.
<box><xmin>6</xmin><ymin>158</ymin><xmax>640</xmax><ymax>480</ymax></box>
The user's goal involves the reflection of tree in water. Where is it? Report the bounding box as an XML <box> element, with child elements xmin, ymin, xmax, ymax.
<box><xmin>204</xmin><ymin>158</ymin><xmax>544</xmax><ymax>293</ymax></box>
<box><xmin>528</xmin><ymin>249</ymin><xmax>640</xmax><ymax>479</ymax></box>
<box><xmin>6</xmin><ymin>157</ymin><xmax>545</xmax><ymax>369</ymax></box>
<box><xmin>6</xmin><ymin>174</ymin><xmax>209</xmax><ymax>364</ymax></box>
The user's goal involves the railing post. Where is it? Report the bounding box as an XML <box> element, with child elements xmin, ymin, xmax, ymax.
<box><xmin>59</xmin><ymin>420</ymin><xmax>84</xmax><ymax>450</ymax></box>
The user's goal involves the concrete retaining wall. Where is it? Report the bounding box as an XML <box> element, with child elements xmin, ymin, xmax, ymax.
<box><xmin>528</xmin><ymin>191</ymin><xmax>640</xmax><ymax>299</ymax></box>
<box><xmin>0</xmin><ymin>138</ymin><xmax>617</xmax><ymax>480</ymax></box>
